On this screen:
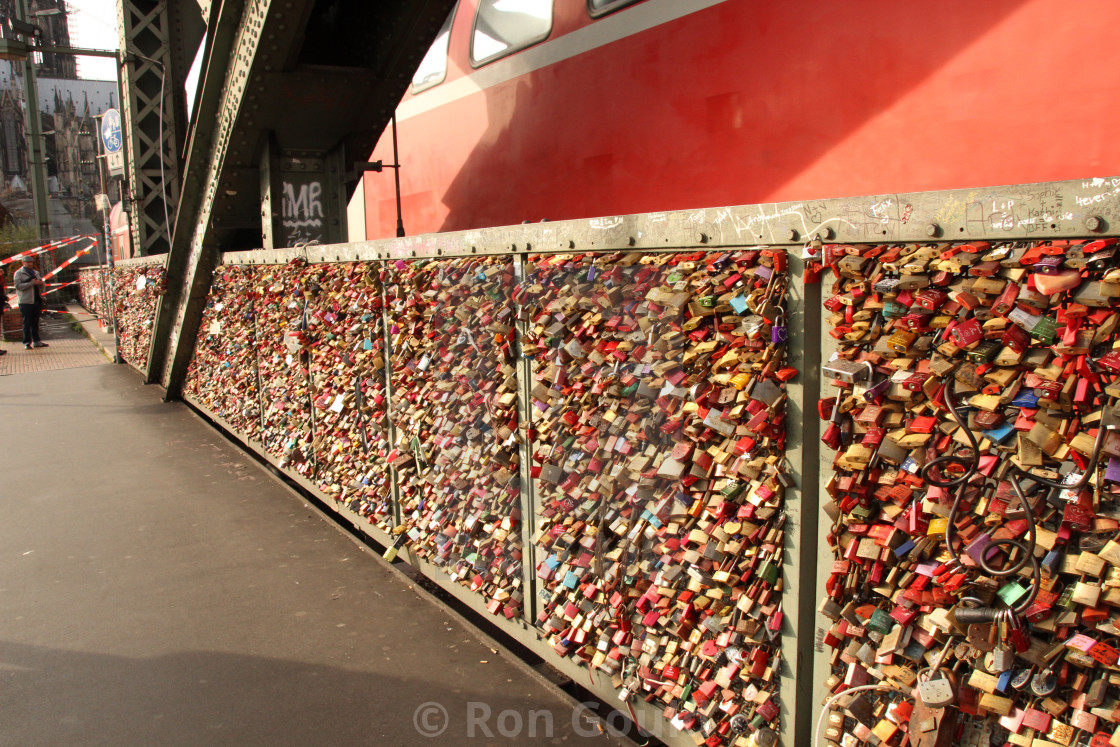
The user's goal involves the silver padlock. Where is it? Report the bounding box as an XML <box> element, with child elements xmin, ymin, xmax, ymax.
<box><xmin>987</xmin><ymin>643</ymin><xmax>1015</xmax><ymax>673</ymax></box>
<box><xmin>917</xmin><ymin>669</ymin><xmax>957</xmax><ymax>707</ymax></box>
<box><xmin>753</xmin><ymin>727</ymin><xmax>777</xmax><ymax>747</ymax></box>
<box><xmin>1009</xmin><ymin>669</ymin><xmax>1032</xmax><ymax>690</ymax></box>
<box><xmin>1031</xmin><ymin>669</ymin><xmax>1057</xmax><ymax>697</ymax></box>
<box><xmin>822</xmin><ymin>359</ymin><xmax>873</xmax><ymax>384</ymax></box>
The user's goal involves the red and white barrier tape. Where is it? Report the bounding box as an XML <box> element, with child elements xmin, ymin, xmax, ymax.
<box><xmin>0</xmin><ymin>234</ymin><xmax>97</xmax><ymax>266</ymax></box>
<box><xmin>41</xmin><ymin>248</ymin><xmax>92</xmax><ymax>281</ymax></box>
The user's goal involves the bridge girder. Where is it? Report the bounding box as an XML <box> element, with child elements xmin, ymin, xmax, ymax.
<box><xmin>138</xmin><ymin>0</ymin><xmax>456</xmax><ymax>392</ymax></box>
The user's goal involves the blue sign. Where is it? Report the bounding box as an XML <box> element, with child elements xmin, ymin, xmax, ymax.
<box><xmin>101</xmin><ymin>109</ymin><xmax>123</xmax><ymax>154</ymax></box>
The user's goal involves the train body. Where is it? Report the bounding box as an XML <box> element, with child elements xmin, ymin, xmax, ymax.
<box><xmin>361</xmin><ymin>0</ymin><xmax>1120</xmax><ymax>240</ymax></box>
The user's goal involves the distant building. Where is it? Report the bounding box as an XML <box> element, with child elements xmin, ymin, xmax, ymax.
<box><xmin>0</xmin><ymin>0</ymin><xmax>119</xmax><ymax>232</ymax></box>
<box><xmin>0</xmin><ymin>0</ymin><xmax>77</xmax><ymax>79</ymax></box>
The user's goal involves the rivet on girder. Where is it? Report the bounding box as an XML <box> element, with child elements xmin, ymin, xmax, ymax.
<box><xmin>1086</xmin><ymin>215</ymin><xmax>1105</xmax><ymax>232</ymax></box>
<box><xmin>926</xmin><ymin>223</ymin><xmax>942</xmax><ymax>238</ymax></box>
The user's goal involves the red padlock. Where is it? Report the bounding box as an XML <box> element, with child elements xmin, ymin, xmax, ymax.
<box><xmin>949</xmin><ymin>318</ymin><xmax>983</xmax><ymax>347</ymax></box>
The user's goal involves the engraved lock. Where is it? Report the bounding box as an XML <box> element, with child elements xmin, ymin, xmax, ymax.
<box><xmin>949</xmin><ymin>318</ymin><xmax>983</xmax><ymax>348</ymax></box>
<box><xmin>1031</xmin><ymin>670</ymin><xmax>1058</xmax><ymax>697</ymax></box>
<box><xmin>887</xmin><ymin>328</ymin><xmax>918</xmax><ymax>353</ymax></box>
<box><xmin>874</xmin><ymin>276</ymin><xmax>900</xmax><ymax>294</ymax></box>
<box><xmin>917</xmin><ymin>669</ymin><xmax>957</xmax><ymax>707</ymax></box>
<box><xmin>965</xmin><ymin>340</ymin><xmax>1000</xmax><ymax>365</ymax></box>
<box><xmin>1033</xmin><ymin>255</ymin><xmax>1065</xmax><ymax>275</ymax></box>
<box><xmin>1098</xmin><ymin>349</ymin><xmax>1120</xmax><ymax>373</ymax></box>
<box><xmin>822</xmin><ymin>359</ymin><xmax>872</xmax><ymax>384</ymax></box>
<box><xmin>1088</xmin><ymin>245</ymin><xmax>1118</xmax><ymax>270</ymax></box>
<box><xmin>1030</xmin><ymin>314</ymin><xmax>1057</xmax><ymax>343</ymax></box>
<box><xmin>770</xmin><ymin>311</ymin><xmax>787</xmax><ymax>345</ymax></box>
<box><xmin>1009</xmin><ymin>668</ymin><xmax>1033</xmax><ymax>690</ymax></box>
<box><xmin>914</xmin><ymin>288</ymin><xmax>948</xmax><ymax>311</ymax></box>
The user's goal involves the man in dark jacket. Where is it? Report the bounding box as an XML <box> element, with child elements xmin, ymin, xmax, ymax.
<box><xmin>0</xmin><ymin>267</ymin><xmax>7</xmax><ymax>355</ymax></box>
<box><xmin>13</xmin><ymin>256</ymin><xmax>48</xmax><ymax>349</ymax></box>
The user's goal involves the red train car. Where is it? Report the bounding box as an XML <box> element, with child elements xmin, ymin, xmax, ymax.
<box><xmin>361</xmin><ymin>0</ymin><xmax>1120</xmax><ymax>240</ymax></box>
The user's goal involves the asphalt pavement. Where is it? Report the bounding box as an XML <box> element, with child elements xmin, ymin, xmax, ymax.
<box><xmin>0</xmin><ymin>344</ymin><xmax>631</xmax><ymax>746</ymax></box>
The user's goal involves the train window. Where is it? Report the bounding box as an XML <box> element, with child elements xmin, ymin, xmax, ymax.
<box><xmin>470</xmin><ymin>0</ymin><xmax>553</xmax><ymax>67</ymax></box>
<box><xmin>411</xmin><ymin>6</ymin><xmax>457</xmax><ymax>93</ymax></box>
<box><xmin>588</xmin><ymin>0</ymin><xmax>641</xmax><ymax>17</ymax></box>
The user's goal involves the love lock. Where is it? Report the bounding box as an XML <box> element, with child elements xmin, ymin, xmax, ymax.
<box><xmin>753</xmin><ymin>726</ymin><xmax>777</xmax><ymax>747</ymax></box>
<box><xmin>917</xmin><ymin>668</ymin><xmax>957</xmax><ymax>707</ymax></box>
<box><xmin>1009</xmin><ymin>668</ymin><xmax>1033</xmax><ymax>690</ymax></box>
<box><xmin>1031</xmin><ymin>669</ymin><xmax>1057</xmax><ymax>697</ymax></box>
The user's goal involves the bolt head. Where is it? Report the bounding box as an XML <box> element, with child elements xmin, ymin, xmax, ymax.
<box><xmin>1085</xmin><ymin>215</ymin><xmax>1104</xmax><ymax>232</ymax></box>
<box><xmin>926</xmin><ymin>223</ymin><xmax>941</xmax><ymax>238</ymax></box>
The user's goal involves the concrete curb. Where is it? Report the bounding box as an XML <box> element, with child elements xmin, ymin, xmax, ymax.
<box><xmin>65</xmin><ymin>303</ymin><xmax>118</xmax><ymax>363</ymax></box>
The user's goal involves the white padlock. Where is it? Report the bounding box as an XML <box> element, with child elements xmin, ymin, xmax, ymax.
<box><xmin>917</xmin><ymin>669</ymin><xmax>957</xmax><ymax>707</ymax></box>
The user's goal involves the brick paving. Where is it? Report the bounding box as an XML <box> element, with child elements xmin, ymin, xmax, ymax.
<box><xmin>0</xmin><ymin>308</ymin><xmax>112</xmax><ymax>375</ymax></box>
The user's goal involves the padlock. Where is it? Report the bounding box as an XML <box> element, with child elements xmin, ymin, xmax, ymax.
<box><xmin>988</xmin><ymin>643</ymin><xmax>1015</xmax><ymax>673</ymax></box>
<box><xmin>821</xmin><ymin>397</ymin><xmax>844</xmax><ymax>450</ymax></box>
<box><xmin>918</xmin><ymin>669</ymin><xmax>957</xmax><ymax>707</ymax></box>
<box><xmin>888</xmin><ymin>329</ymin><xmax>918</xmax><ymax>353</ymax></box>
<box><xmin>949</xmin><ymin>318</ymin><xmax>983</xmax><ymax>348</ymax></box>
<box><xmin>771</xmin><ymin>311</ymin><xmax>787</xmax><ymax>344</ymax></box>
<box><xmin>823</xmin><ymin>359</ymin><xmax>872</xmax><ymax>383</ymax></box>
<box><xmin>1031</xmin><ymin>670</ymin><xmax>1058</xmax><ymax>697</ymax></box>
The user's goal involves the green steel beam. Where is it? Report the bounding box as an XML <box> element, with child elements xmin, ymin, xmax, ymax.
<box><xmin>151</xmin><ymin>0</ymin><xmax>457</xmax><ymax>396</ymax></box>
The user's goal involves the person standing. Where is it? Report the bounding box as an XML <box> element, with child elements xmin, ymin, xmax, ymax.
<box><xmin>0</xmin><ymin>267</ymin><xmax>8</xmax><ymax>355</ymax></box>
<box><xmin>13</xmin><ymin>256</ymin><xmax>48</xmax><ymax>349</ymax></box>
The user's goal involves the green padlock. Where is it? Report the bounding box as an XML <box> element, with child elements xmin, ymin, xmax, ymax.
<box><xmin>997</xmin><ymin>581</ymin><xmax>1029</xmax><ymax>607</ymax></box>
<box><xmin>1030</xmin><ymin>315</ymin><xmax>1057</xmax><ymax>344</ymax></box>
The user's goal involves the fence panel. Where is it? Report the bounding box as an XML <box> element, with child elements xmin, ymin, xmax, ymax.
<box><xmin>111</xmin><ymin>260</ymin><xmax>166</xmax><ymax>371</ymax></box>
<box><xmin>384</xmin><ymin>256</ymin><xmax>526</xmax><ymax>616</ymax></box>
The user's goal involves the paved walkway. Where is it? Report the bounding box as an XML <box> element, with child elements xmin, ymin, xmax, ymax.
<box><xmin>0</xmin><ymin>305</ymin><xmax>113</xmax><ymax>376</ymax></box>
<box><xmin>0</xmin><ymin>348</ymin><xmax>629</xmax><ymax>745</ymax></box>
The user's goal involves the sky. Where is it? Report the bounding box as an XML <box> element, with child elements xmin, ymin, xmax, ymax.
<box><xmin>62</xmin><ymin>0</ymin><xmax>120</xmax><ymax>81</ymax></box>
